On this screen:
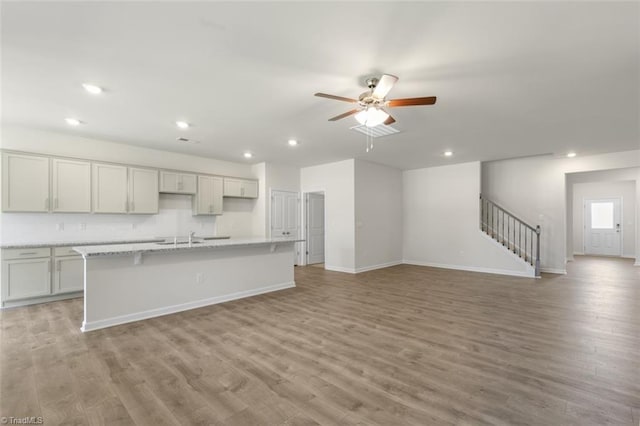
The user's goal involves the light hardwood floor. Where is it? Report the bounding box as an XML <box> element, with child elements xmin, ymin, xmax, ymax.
<box><xmin>1</xmin><ymin>256</ymin><xmax>639</xmax><ymax>425</ymax></box>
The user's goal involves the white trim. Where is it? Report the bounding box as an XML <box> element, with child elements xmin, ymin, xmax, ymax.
<box><xmin>1</xmin><ymin>291</ymin><xmax>82</xmax><ymax>309</ymax></box>
<box><xmin>573</xmin><ymin>251</ymin><xmax>584</xmax><ymax>256</ymax></box>
<box><xmin>634</xmin><ymin>261</ymin><xmax>640</xmax><ymax>267</ymax></box>
<box><xmin>402</xmin><ymin>260</ymin><xmax>536</xmax><ymax>278</ymax></box>
<box><xmin>81</xmin><ymin>281</ymin><xmax>295</xmax><ymax>332</ymax></box>
<box><xmin>324</xmin><ymin>265</ymin><xmax>356</xmax><ymax>273</ymax></box>
<box><xmin>540</xmin><ymin>268</ymin><xmax>567</xmax><ymax>274</ymax></box>
<box><xmin>354</xmin><ymin>261</ymin><xmax>403</xmax><ymax>273</ymax></box>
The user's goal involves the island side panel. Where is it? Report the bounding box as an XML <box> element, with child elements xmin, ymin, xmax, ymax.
<box><xmin>82</xmin><ymin>243</ymin><xmax>295</xmax><ymax>332</ymax></box>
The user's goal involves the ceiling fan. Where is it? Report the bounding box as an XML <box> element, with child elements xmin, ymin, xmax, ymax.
<box><xmin>314</xmin><ymin>74</ymin><xmax>436</xmax><ymax>127</ymax></box>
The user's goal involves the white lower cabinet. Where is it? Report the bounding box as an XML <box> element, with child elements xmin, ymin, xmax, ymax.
<box><xmin>53</xmin><ymin>247</ymin><xmax>84</xmax><ymax>294</ymax></box>
<box><xmin>2</xmin><ymin>249</ymin><xmax>51</xmax><ymax>302</ymax></box>
<box><xmin>1</xmin><ymin>247</ymin><xmax>85</xmax><ymax>307</ymax></box>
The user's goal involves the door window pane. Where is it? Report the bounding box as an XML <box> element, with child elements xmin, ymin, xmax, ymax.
<box><xmin>591</xmin><ymin>202</ymin><xmax>614</xmax><ymax>229</ymax></box>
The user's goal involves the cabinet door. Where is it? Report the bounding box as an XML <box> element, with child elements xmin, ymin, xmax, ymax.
<box><xmin>92</xmin><ymin>163</ymin><xmax>128</xmax><ymax>213</ymax></box>
<box><xmin>223</xmin><ymin>178</ymin><xmax>242</xmax><ymax>197</ymax></box>
<box><xmin>2</xmin><ymin>153</ymin><xmax>50</xmax><ymax>212</ymax></box>
<box><xmin>2</xmin><ymin>258</ymin><xmax>51</xmax><ymax>301</ymax></box>
<box><xmin>180</xmin><ymin>174</ymin><xmax>197</xmax><ymax>194</ymax></box>
<box><xmin>52</xmin><ymin>158</ymin><xmax>91</xmax><ymax>213</ymax></box>
<box><xmin>211</xmin><ymin>176</ymin><xmax>223</xmax><ymax>215</ymax></box>
<box><xmin>241</xmin><ymin>180</ymin><xmax>258</xmax><ymax>198</ymax></box>
<box><xmin>194</xmin><ymin>175</ymin><xmax>213</xmax><ymax>215</ymax></box>
<box><xmin>129</xmin><ymin>168</ymin><xmax>159</xmax><ymax>214</ymax></box>
<box><xmin>159</xmin><ymin>171</ymin><xmax>179</xmax><ymax>193</ymax></box>
<box><xmin>54</xmin><ymin>256</ymin><xmax>84</xmax><ymax>294</ymax></box>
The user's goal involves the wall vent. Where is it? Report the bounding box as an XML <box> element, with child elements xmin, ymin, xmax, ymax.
<box><xmin>349</xmin><ymin>124</ymin><xmax>400</xmax><ymax>138</ymax></box>
<box><xmin>176</xmin><ymin>137</ymin><xmax>200</xmax><ymax>144</ymax></box>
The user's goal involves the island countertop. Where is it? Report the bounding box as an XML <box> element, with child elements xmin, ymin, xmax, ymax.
<box><xmin>73</xmin><ymin>237</ymin><xmax>304</xmax><ymax>257</ymax></box>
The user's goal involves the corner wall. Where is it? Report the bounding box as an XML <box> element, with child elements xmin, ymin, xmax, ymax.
<box><xmin>300</xmin><ymin>159</ymin><xmax>355</xmax><ymax>272</ymax></box>
<box><xmin>354</xmin><ymin>159</ymin><xmax>403</xmax><ymax>272</ymax></box>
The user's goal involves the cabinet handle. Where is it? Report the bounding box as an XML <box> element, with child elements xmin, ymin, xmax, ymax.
<box><xmin>54</xmin><ymin>198</ymin><xmax>59</xmax><ymax>209</ymax></box>
<box><xmin>19</xmin><ymin>252</ymin><xmax>38</xmax><ymax>256</ymax></box>
<box><xmin>241</xmin><ymin>188</ymin><xmax>245</xmax><ymax>197</ymax></box>
<box><xmin>209</xmin><ymin>205</ymin><xmax>212</xmax><ymax>213</ymax></box>
<box><xmin>45</xmin><ymin>197</ymin><xmax>50</xmax><ymax>210</ymax></box>
<box><xmin>178</xmin><ymin>181</ymin><xmax>183</xmax><ymax>190</ymax></box>
<box><xmin>131</xmin><ymin>201</ymin><xmax>135</xmax><ymax>212</ymax></box>
<box><xmin>48</xmin><ymin>261</ymin><xmax>51</xmax><ymax>273</ymax></box>
<box><xmin>56</xmin><ymin>260</ymin><xmax>61</xmax><ymax>272</ymax></box>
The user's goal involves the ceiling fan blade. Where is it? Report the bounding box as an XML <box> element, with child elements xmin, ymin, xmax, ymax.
<box><xmin>314</xmin><ymin>93</ymin><xmax>358</xmax><ymax>103</ymax></box>
<box><xmin>372</xmin><ymin>74</ymin><xmax>398</xmax><ymax>98</ymax></box>
<box><xmin>387</xmin><ymin>96</ymin><xmax>437</xmax><ymax>107</ymax></box>
<box><xmin>328</xmin><ymin>109</ymin><xmax>360</xmax><ymax>121</ymax></box>
<box><xmin>383</xmin><ymin>115</ymin><xmax>396</xmax><ymax>126</ymax></box>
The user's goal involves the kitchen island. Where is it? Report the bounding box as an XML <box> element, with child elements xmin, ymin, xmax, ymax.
<box><xmin>74</xmin><ymin>237</ymin><xmax>302</xmax><ymax>332</ymax></box>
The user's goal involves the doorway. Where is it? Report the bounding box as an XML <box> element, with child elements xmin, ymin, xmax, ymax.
<box><xmin>584</xmin><ymin>198</ymin><xmax>622</xmax><ymax>256</ymax></box>
<box><xmin>305</xmin><ymin>192</ymin><xmax>325</xmax><ymax>265</ymax></box>
<box><xmin>271</xmin><ymin>190</ymin><xmax>301</xmax><ymax>264</ymax></box>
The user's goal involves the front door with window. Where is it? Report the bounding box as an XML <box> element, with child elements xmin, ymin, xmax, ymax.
<box><xmin>584</xmin><ymin>198</ymin><xmax>622</xmax><ymax>256</ymax></box>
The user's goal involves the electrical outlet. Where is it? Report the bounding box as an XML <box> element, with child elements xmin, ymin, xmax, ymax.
<box><xmin>56</xmin><ymin>223</ymin><xmax>64</xmax><ymax>231</ymax></box>
<box><xmin>131</xmin><ymin>223</ymin><xmax>137</xmax><ymax>230</ymax></box>
<box><xmin>196</xmin><ymin>273</ymin><xmax>204</xmax><ymax>284</ymax></box>
<box><xmin>79</xmin><ymin>223</ymin><xmax>86</xmax><ymax>231</ymax></box>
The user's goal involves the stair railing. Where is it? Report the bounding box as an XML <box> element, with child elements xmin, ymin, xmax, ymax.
<box><xmin>479</xmin><ymin>194</ymin><xmax>541</xmax><ymax>277</ymax></box>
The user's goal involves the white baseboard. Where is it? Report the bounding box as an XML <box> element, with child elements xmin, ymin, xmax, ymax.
<box><xmin>354</xmin><ymin>261</ymin><xmax>403</xmax><ymax>273</ymax></box>
<box><xmin>634</xmin><ymin>261</ymin><xmax>640</xmax><ymax>267</ymax></box>
<box><xmin>540</xmin><ymin>268</ymin><xmax>567</xmax><ymax>274</ymax></box>
<box><xmin>2</xmin><ymin>291</ymin><xmax>83</xmax><ymax>309</ymax></box>
<box><xmin>402</xmin><ymin>259</ymin><xmax>536</xmax><ymax>278</ymax></box>
<box><xmin>324</xmin><ymin>265</ymin><xmax>356</xmax><ymax>273</ymax></box>
<box><xmin>81</xmin><ymin>281</ymin><xmax>295</xmax><ymax>332</ymax></box>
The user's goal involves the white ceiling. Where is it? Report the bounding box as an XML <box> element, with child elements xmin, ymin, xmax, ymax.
<box><xmin>2</xmin><ymin>2</ymin><xmax>638</xmax><ymax>170</ymax></box>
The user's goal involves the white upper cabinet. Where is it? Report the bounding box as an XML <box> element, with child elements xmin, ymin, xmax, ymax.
<box><xmin>194</xmin><ymin>175</ymin><xmax>223</xmax><ymax>215</ymax></box>
<box><xmin>159</xmin><ymin>171</ymin><xmax>197</xmax><ymax>194</ymax></box>
<box><xmin>51</xmin><ymin>158</ymin><xmax>91</xmax><ymax>213</ymax></box>
<box><xmin>128</xmin><ymin>168</ymin><xmax>158</xmax><ymax>214</ymax></box>
<box><xmin>2</xmin><ymin>153</ymin><xmax>50</xmax><ymax>212</ymax></box>
<box><xmin>223</xmin><ymin>178</ymin><xmax>258</xmax><ymax>199</ymax></box>
<box><xmin>92</xmin><ymin>163</ymin><xmax>128</xmax><ymax>213</ymax></box>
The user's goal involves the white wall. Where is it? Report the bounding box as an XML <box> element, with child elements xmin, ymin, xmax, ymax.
<box><xmin>571</xmin><ymin>180</ymin><xmax>636</xmax><ymax>257</ymax></box>
<box><xmin>0</xmin><ymin>126</ymin><xmax>262</xmax><ymax>243</ymax></box>
<box><xmin>354</xmin><ymin>160</ymin><xmax>403</xmax><ymax>272</ymax></box>
<box><xmin>300</xmin><ymin>159</ymin><xmax>355</xmax><ymax>272</ymax></box>
<box><xmin>403</xmin><ymin>162</ymin><xmax>535</xmax><ymax>277</ymax></box>
<box><xmin>483</xmin><ymin>150</ymin><xmax>640</xmax><ymax>272</ymax></box>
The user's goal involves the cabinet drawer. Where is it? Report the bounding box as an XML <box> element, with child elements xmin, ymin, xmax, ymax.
<box><xmin>2</xmin><ymin>248</ymin><xmax>51</xmax><ymax>260</ymax></box>
<box><xmin>54</xmin><ymin>247</ymin><xmax>82</xmax><ymax>257</ymax></box>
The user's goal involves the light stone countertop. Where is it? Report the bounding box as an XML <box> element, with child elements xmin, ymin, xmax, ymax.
<box><xmin>73</xmin><ymin>237</ymin><xmax>304</xmax><ymax>257</ymax></box>
<box><xmin>0</xmin><ymin>236</ymin><xmax>230</xmax><ymax>250</ymax></box>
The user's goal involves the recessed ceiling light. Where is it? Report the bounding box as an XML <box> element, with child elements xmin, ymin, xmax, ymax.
<box><xmin>176</xmin><ymin>121</ymin><xmax>190</xmax><ymax>129</ymax></box>
<box><xmin>288</xmin><ymin>139</ymin><xmax>299</xmax><ymax>146</ymax></box>
<box><xmin>65</xmin><ymin>118</ymin><xmax>82</xmax><ymax>126</ymax></box>
<box><xmin>82</xmin><ymin>83</ymin><xmax>103</xmax><ymax>94</ymax></box>
<box><xmin>444</xmin><ymin>150</ymin><xmax>453</xmax><ymax>157</ymax></box>
<box><xmin>567</xmin><ymin>152</ymin><xmax>577</xmax><ymax>158</ymax></box>
<box><xmin>243</xmin><ymin>152</ymin><xmax>253</xmax><ymax>159</ymax></box>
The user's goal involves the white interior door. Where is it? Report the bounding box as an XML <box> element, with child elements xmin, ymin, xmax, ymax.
<box><xmin>584</xmin><ymin>198</ymin><xmax>621</xmax><ymax>256</ymax></box>
<box><xmin>306</xmin><ymin>193</ymin><xmax>325</xmax><ymax>265</ymax></box>
<box><xmin>271</xmin><ymin>190</ymin><xmax>300</xmax><ymax>263</ymax></box>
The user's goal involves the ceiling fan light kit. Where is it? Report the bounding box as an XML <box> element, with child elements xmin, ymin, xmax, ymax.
<box><xmin>355</xmin><ymin>107</ymin><xmax>389</xmax><ymax>128</ymax></box>
<box><xmin>314</xmin><ymin>73</ymin><xmax>437</xmax><ymax>129</ymax></box>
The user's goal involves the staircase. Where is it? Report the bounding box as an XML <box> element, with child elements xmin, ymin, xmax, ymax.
<box><xmin>480</xmin><ymin>194</ymin><xmax>541</xmax><ymax>277</ymax></box>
